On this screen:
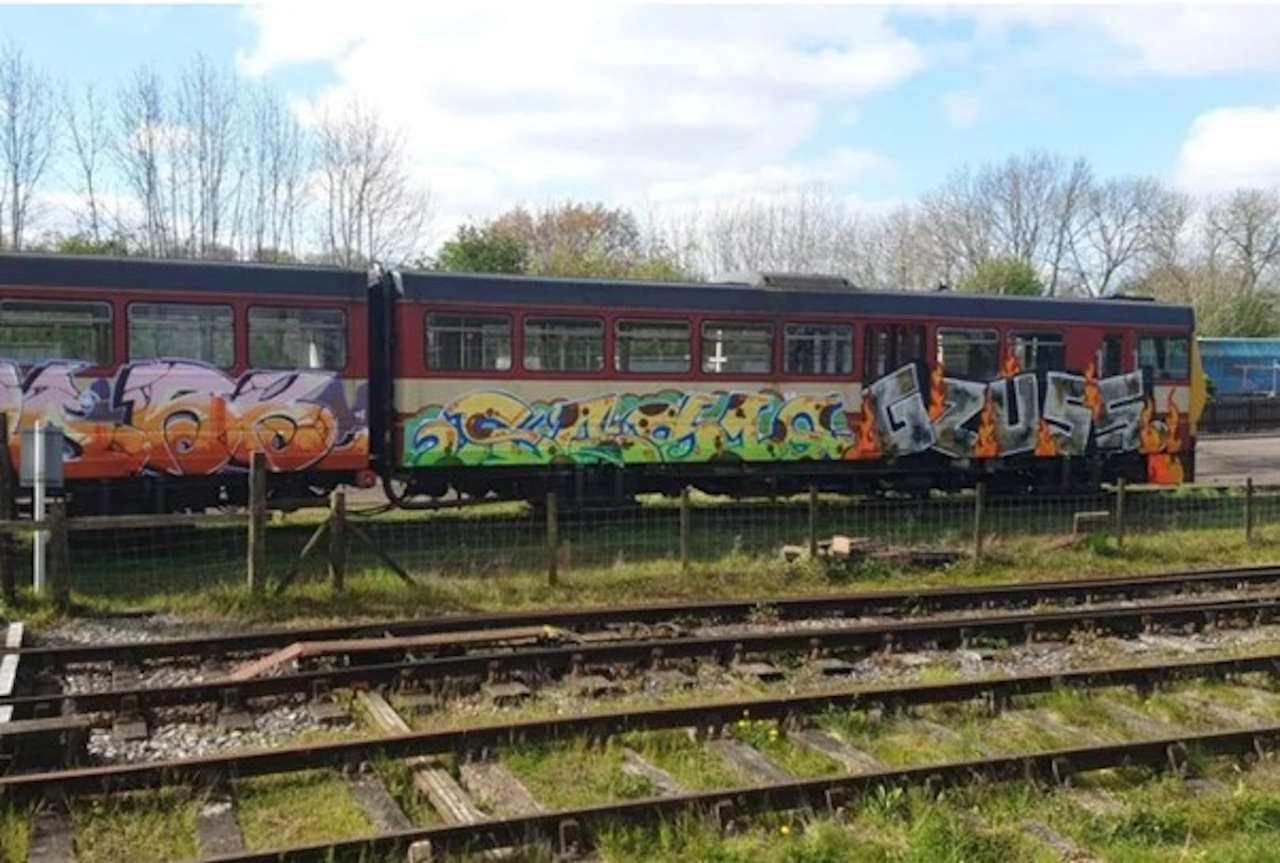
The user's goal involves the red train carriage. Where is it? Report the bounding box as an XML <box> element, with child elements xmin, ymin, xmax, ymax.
<box><xmin>0</xmin><ymin>254</ymin><xmax>371</xmax><ymax>513</ymax></box>
<box><xmin>379</xmin><ymin>269</ymin><xmax>1206</xmax><ymax>502</ymax></box>
<box><xmin>1</xmin><ymin>254</ymin><xmax>1205</xmax><ymax>512</ymax></box>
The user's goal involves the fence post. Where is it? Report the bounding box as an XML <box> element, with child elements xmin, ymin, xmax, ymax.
<box><xmin>972</xmin><ymin>481</ymin><xmax>985</xmax><ymax>562</ymax></box>
<box><xmin>1115</xmin><ymin>477</ymin><xmax>1126</xmax><ymax>548</ymax></box>
<box><xmin>247</xmin><ymin>451</ymin><xmax>267</xmax><ymax>594</ymax></box>
<box><xmin>1245</xmin><ymin>476</ymin><xmax>1255</xmax><ymax>542</ymax></box>
<box><xmin>679</xmin><ymin>486</ymin><xmax>691</xmax><ymax>573</ymax></box>
<box><xmin>328</xmin><ymin>489</ymin><xmax>346</xmax><ymax>591</ymax></box>
<box><xmin>808</xmin><ymin>484</ymin><xmax>819</xmax><ymax>560</ymax></box>
<box><xmin>47</xmin><ymin>498</ymin><xmax>69</xmax><ymax>612</ymax></box>
<box><xmin>0</xmin><ymin>413</ymin><xmax>13</xmax><ymax>604</ymax></box>
<box><xmin>546</xmin><ymin>490</ymin><xmax>559</xmax><ymax>587</ymax></box>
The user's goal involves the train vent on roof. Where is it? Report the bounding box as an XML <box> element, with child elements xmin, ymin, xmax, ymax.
<box><xmin>716</xmin><ymin>272</ymin><xmax>858</xmax><ymax>292</ymax></box>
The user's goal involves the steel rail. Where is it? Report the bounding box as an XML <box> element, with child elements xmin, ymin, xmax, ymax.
<box><xmin>4</xmin><ymin>592</ymin><xmax>1277</xmax><ymax>719</ymax></box>
<box><xmin>5</xmin><ymin>647</ymin><xmax>1280</xmax><ymax>801</ymax></box>
<box><xmin>12</xmin><ymin>563</ymin><xmax>1280</xmax><ymax>668</ymax></box>
<box><xmin>196</xmin><ymin>723</ymin><xmax>1280</xmax><ymax>862</ymax></box>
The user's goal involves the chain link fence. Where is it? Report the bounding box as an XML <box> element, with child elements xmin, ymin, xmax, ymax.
<box><xmin>1</xmin><ymin>479</ymin><xmax>1279</xmax><ymax>600</ymax></box>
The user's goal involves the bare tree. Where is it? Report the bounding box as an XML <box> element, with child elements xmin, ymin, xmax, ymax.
<box><xmin>1206</xmin><ymin>188</ymin><xmax>1280</xmax><ymax>292</ymax></box>
<box><xmin>242</xmin><ymin>85</ymin><xmax>308</xmax><ymax>261</ymax></box>
<box><xmin>0</xmin><ymin>43</ymin><xmax>56</xmax><ymax>249</ymax></box>
<box><xmin>314</xmin><ymin>100</ymin><xmax>429</xmax><ymax>266</ymax></box>
<box><xmin>1070</xmin><ymin>177</ymin><xmax>1168</xmax><ymax>296</ymax></box>
<box><xmin>174</xmin><ymin>56</ymin><xmax>239</xmax><ymax>256</ymax></box>
<box><xmin>62</xmin><ymin>83</ymin><xmax>110</xmax><ymax>242</ymax></box>
<box><xmin>114</xmin><ymin>68</ymin><xmax>170</xmax><ymax>255</ymax></box>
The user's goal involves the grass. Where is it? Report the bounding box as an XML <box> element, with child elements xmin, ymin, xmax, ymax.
<box><xmin>8</xmin><ymin>520</ymin><xmax>1280</xmax><ymax>627</ymax></box>
<box><xmin>0</xmin><ymin>804</ymin><xmax>30</xmax><ymax>863</ymax></box>
<box><xmin>232</xmin><ymin>770</ymin><xmax>369</xmax><ymax>852</ymax></box>
<box><xmin>71</xmin><ymin>790</ymin><xmax>197</xmax><ymax>863</ymax></box>
<box><xmin>726</xmin><ymin>718</ymin><xmax>841</xmax><ymax>777</ymax></box>
<box><xmin>501</xmin><ymin>740</ymin><xmax>654</xmax><ymax>810</ymax></box>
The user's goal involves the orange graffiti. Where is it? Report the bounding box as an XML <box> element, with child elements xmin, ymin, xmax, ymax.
<box><xmin>2</xmin><ymin>360</ymin><xmax>368</xmax><ymax>479</ymax></box>
<box><xmin>1034</xmin><ymin>419</ymin><xmax>1059</xmax><ymax>457</ymax></box>
<box><xmin>1147</xmin><ymin>392</ymin><xmax>1185</xmax><ymax>484</ymax></box>
<box><xmin>846</xmin><ymin>392</ymin><xmax>882</xmax><ymax>460</ymax></box>
<box><xmin>1001</xmin><ymin>340</ymin><xmax>1021</xmax><ymax>378</ymax></box>
<box><xmin>928</xmin><ymin>363</ymin><xmax>947</xmax><ymax>421</ymax></box>
<box><xmin>972</xmin><ymin>390</ymin><xmax>999</xmax><ymax>458</ymax></box>
<box><xmin>1137</xmin><ymin>396</ymin><xmax>1162</xmax><ymax>454</ymax></box>
<box><xmin>1082</xmin><ymin>362</ymin><xmax>1103</xmax><ymax>421</ymax></box>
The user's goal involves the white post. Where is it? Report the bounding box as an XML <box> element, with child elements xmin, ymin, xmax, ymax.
<box><xmin>32</xmin><ymin>420</ymin><xmax>46</xmax><ymax>594</ymax></box>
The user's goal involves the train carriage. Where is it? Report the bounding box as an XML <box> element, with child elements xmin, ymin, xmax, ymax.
<box><xmin>0</xmin><ymin>253</ymin><xmax>1205</xmax><ymax>512</ymax></box>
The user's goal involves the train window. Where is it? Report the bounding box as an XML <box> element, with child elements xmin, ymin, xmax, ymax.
<box><xmin>1100</xmin><ymin>335</ymin><xmax>1124</xmax><ymax>377</ymax></box>
<box><xmin>426</xmin><ymin>313</ymin><xmax>511</xmax><ymax>371</ymax></box>
<box><xmin>615</xmin><ymin>320</ymin><xmax>691</xmax><ymax>373</ymax></box>
<box><xmin>0</xmin><ymin>299</ymin><xmax>112</xmax><ymax>365</ymax></box>
<box><xmin>1138</xmin><ymin>334</ymin><xmax>1190</xmax><ymax>380</ymax></box>
<box><xmin>1012</xmin><ymin>332</ymin><xmax>1065</xmax><ymax>372</ymax></box>
<box><xmin>863</xmin><ymin>324</ymin><xmax>927</xmax><ymax>379</ymax></box>
<box><xmin>701</xmin><ymin>321</ymin><xmax>773</xmax><ymax>374</ymax></box>
<box><xmin>128</xmin><ymin>302</ymin><xmax>234</xmax><ymax>368</ymax></box>
<box><xmin>523</xmin><ymin>317</ymin><xmax>603</xmax><ymax>372</ymax></box>
<box><xmin>248</xmin><ymin>307</ymin><xmax>347</xmax><ymax>370</ymax></box>
<box><xmin>937</xmin><ymin>328</ymin><xmax>999</xmax><ymax>380</ymax></box>
<box><xmin>784</xmin><ymin>323</ymin><xmax>852</xmax><ymax>375</ymax></box>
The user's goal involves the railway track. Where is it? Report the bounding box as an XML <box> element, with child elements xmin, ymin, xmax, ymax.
<box><xmin>6</xmin><ymin>648</ymin><xmax>1280</xmax><ymax>860</ymax></box>
<box><xmin>13</xmin><ymin>562</ymin><xmax>1280</xmax><ymax>672</ymax></box>
<box><xmin>6</xmin><ymin>589</ymin><xmax>1279</xmax><ymax>722</ymax></box>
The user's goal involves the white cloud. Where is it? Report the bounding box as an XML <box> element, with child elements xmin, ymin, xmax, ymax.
<box><xmin>238</xmin><ymin>5</ymin><xmax>923</xmax><ymax>242</ymax></box>
<box><xmin>1176</xmin><ymin>106</ymin><xmax>1280</xmax><ymax>194</ymax></box>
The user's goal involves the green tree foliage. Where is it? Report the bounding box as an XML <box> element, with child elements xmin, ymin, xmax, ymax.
<box><xmin>46</xmin><ymin>233</ymin><xmax>130</xmax><ymax>256</ymax></box>
<box><xmin>433</xmin><ymin>202</ymin><xmax>688</xmax><ymax>280</ymax></box>
<box><xmin>958</xmin><ymin>257</ymin><xmax>1044</xmax><ymax>296</ymax></box>
<box><xmin>1130</xmin><ymin>263</ymin><xmax>1280</xmax><ymax>337</ymax></box>
<box><xmin>432</xmin><ymin>223</ymin><xmax>527</xmax><ymax>274</ymax></box>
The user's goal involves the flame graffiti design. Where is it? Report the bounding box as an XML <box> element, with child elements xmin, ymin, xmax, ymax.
<box><xmin>849</xmin><ymin>391</ymin><xmax>882</xmax><ymax>460</ymax></box>
<box><xmin>1001</xmin><ymin>340</ymin><xmax>1022</xmax><ymax>378</ymax></box>
<box><xmin>971</xmin><ymin>390</ymin><xmax>1000</xmax><ymax>458</ymax></box>
<box><xmin>1034</xmin><ymin>419</ymin><xmax>1059</xmax><ymax>457</ymax></box>
<box><xmin>1082</xmin><ymin>362</ymin><xmax>1104</xmax><ymax>421</ymax></box>
<box><xmin>1145</xmin><ymin>392</ymin><xmax>1185</xmax><ymax>484</ymax></box>
<box><xmin>928</xmin><ymin>363</ymin><xmax>947</xmax><ymax>421</ymax></box>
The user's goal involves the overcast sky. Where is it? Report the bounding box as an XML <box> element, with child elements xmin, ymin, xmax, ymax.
<box><xmin>5</xmin><ymin>3</ymin><xmax>1280</xmax><ymax>244</ymax></box>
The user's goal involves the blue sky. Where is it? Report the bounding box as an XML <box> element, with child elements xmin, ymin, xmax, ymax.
<box><xmin>4</xmin><ymin>4</ymin><xmax>1280</xmax><ymax>241</ymax></box>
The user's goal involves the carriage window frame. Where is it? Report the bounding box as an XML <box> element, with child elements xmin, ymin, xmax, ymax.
<box><xmin>863</xmin><ymin>323</ymin><xmax>927</xmax><ymax>380</ymax></box>
<box><xmin>247</xmin><ymin>305</ymin><xmax>348</xmax><ymax>371</ymax></box>
<box><xmin>783</xmin><ymin>322</ymin><xmax>853</xmax><ymax>376</ymax></box>
<box><xmin>936</xmin><ymin>327</ymin><xmax>1000</xmax><ymax>380</ymax></box>
<box><xmin>127</xmin><ymin>301</ymin><xmax>235</xmax><ymax>369</ymax></box>
<box><xmin>614</xmin><ymin>318</ymin><xmax>692</xmax><ymax>374</ymax></box>
<box><xmin>0</xmin><ymin>298</ymin><xmax>114</xmax><ymax>366</ymax></box>
<box><xmin>522</xmin><ymin>315</ymin><xmax>604</xmax><ymax>373</ymax></box>
<box><xmin>1137</xmin><ymin>333</ymin><xmax>1191</xmax><ymax>381</ymax></box>
<box><xmin>1011</xmin><ymin>331</ymin><xmax>1065</xmax><ymax>372</ymax></box>
<box><xmin>425</xmin><ymin>312</ymin><xmax>512</xmax><ymax>372</ymax></box>
<box><xmin>700</xmin><ymin>320</ymin><xmax>774</xmax><ymax>375</ymax></box>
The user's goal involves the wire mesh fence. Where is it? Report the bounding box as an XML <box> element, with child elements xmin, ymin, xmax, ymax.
<box><xmin>2</xmin><ymin>480</ymin><xmax>1279</xmax><ymax>600</ymax></box>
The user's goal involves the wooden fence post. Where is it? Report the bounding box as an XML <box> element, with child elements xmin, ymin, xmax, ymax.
<box><xmin>546</xmin><ymin>490</ymin><xmax>559</xmax><ymax>587</ymax></box>
<box><xmin>808</xmin><ymin>484</ymin><xmax>819</xmax><ymax>560</ymax></box>
<box><xmin>328</xmin><ymin>489</ymin><xmax>346</xmax><ymax>591</ymax></box>
<box><xmin>1115</xmin><ymin>477</ymin><xmax>1126</xmax><ymax>548</ymax></box>
<box><xmin>47</xmin><ymin>499</ymin><xmax>69</xmax><ymax>611</ymax></box>
<box><xmin>247</xmin><ymin>452</ymin><xmax>267</xmax><ymax>594</ymax></box>
<box><xmin>679</xmin><ymin>486</ymin><xmax>691</xmax><ymax>573</ymax></box>
<box><xmin>972</xmin><ymin>481</ymin><xmax>985</xmax><ymax>562</ymax></box>
<box><xmin>1245</xmin><ymin>476</ymin><xmax>1255</xmax><ymax>542</ymax></box>
<box><xmin>0</xmin><ymin>413</ymin><xmax>14</xmax><ymax>604</ymax></box>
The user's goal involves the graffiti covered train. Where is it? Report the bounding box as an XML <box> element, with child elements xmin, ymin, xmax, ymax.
<box><xmin>0</xmin><ymin>254</ymin><xmax>1203</xmax><ymax>512</ymax></box>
